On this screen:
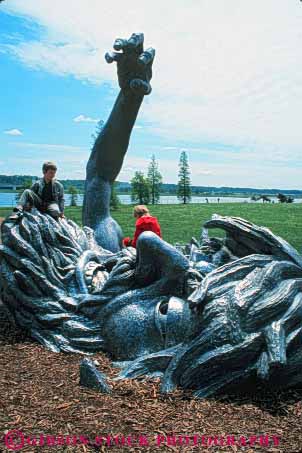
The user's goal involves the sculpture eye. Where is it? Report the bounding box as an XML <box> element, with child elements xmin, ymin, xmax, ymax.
<box><xmin>155</xmin><ymin>298</ymin><xmax>169</xmax><ymax>343</ymax></box>
<box><xmin>158</xmin><ymin>299</ymin><xmax>168</xmax><ymax>315</ymax></box>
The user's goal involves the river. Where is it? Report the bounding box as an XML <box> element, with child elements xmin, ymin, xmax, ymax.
<box><xmin>1</xmin><ymin>193</ymin><xmax>301</xmax><ymax>208</ymax></box>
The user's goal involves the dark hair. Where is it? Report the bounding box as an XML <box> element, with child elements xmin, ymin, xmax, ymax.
<box><xmin>42</xmin><ymin>161</ymin><xmax>57</xmax><ymax>173</ymax></box>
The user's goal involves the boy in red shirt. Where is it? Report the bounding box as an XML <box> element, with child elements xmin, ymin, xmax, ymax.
<box><xmin>123</xmin><ymin>205</ymin><xmax>162</xmax><ymax>248</ymax></box>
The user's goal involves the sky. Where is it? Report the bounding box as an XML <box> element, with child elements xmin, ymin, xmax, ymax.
<box><xmin>0</xmin><ymin>0</ymin><xmax>302</xmax><ymax>189</ymax></box>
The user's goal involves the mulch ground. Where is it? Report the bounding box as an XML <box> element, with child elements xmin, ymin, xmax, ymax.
<box><xmin>1</xmin><ymin>307</ymin><xmax>301</xmax><ymax>453</ymax></box>
<box><xmin>0</xmin><ymin>218</ymin><xmax>302</xmax><ymax>453</ymax></box>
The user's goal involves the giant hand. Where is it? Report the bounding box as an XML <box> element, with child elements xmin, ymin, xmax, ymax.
<box><xmin>105</xmin><ymin>33</ymin><xmax>155</xmax><ymax>96</ymax></box>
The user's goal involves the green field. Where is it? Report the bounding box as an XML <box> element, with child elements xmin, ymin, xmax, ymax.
<box><xmin>1</xmin><ymin>203</ymin><xmax>302</xmax><ymax>251</ymax></box>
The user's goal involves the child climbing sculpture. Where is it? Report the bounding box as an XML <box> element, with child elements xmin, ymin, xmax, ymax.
<box><xmin>82</xmin><ymin>33</ymin><xmax>155</xmax><ymax>252</ymax></box>
<box><xmin>123</xmin><ymin>205</ymin><xmax>162</xmax><ymax>248</ymax></box>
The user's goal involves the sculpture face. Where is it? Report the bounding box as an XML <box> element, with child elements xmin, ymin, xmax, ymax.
<box><xmin>103</xmin><ymin>297</ymin><xmax>167</xmax><ymax>360</ymax></box>
<box><xmin>102</xmin><ymin>295</ymin><xmax>203</xmax><ymax>360</ymax></box>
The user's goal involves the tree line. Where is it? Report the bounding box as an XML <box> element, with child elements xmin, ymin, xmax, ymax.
<box><xmin>13</xmin><ymin>150</ymin><xmax>297</xmax><ymax>208</ymax></box>
<box><xmin>8</xmin><ymin>116</ymin><xmax>298</xmax><ymax>207</ymax></box>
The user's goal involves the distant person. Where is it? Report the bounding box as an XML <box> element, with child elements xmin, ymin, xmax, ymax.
<box><xmin>205</xmin><ymin>198</ymin><xmax>209</xmax><ymax>204</ymax></box>
<box><xmin>10</xmin><ymin>161</ymin><xmax>64</xmax><ymax>220</ymax></box>
<box><xmin>217</xmin><ymin>198</ymin><xmax>220</xmax><ymax>203</ymax></box>
<box><xmin>123</xmin><ymin>205</ymin><xmax>162</xmax><ymax>248</ymax></box>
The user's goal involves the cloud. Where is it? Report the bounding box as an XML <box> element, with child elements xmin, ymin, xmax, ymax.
<box><xmin>2</xmin><ymin>41</ymin><xmax>107</xmax><ymax>84</ymax></box>
<box><xmin>123</xmin><ymin>166</ymin><xmax>136</xmax><ymax>172</ymax></box>
<box><xmin>194</xmin><ymin>170</ymin><xmax>214</xmax><ymax>176</ymax></box>
<box><xmin>4</xmin><ymin>128</ymin><xmax>23</xmax><ymax>136</ymax></box>
<box><xmin>12</xmin><ymin>142</ymin><xmax>86</xmax><ymax>152</ymax></box>
<box><xmin>2</xmin><ymin>0</ymin><xmax>302</xmax><ymax>187</ymax></box>
<box><xmin>3</xmin><ymin>1</ymin><xmax>302</xmax><ymax>148</ymax></box>
<box><xmin>73</xmin><ymin>114</ymin><xmax>100</xmax><ymax>123</ymax></box>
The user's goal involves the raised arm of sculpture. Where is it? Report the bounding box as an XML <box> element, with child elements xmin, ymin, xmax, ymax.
<box><xmin>82</xmin><ymin>33</ymin><xmax>155</xmax><ymax>252</ymax></box>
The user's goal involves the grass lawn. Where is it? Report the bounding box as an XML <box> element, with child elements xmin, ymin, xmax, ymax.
<box><xmin>1</xmin><ymin>203</ymin><xmax>302</xmax><ymax>251</ymax></box>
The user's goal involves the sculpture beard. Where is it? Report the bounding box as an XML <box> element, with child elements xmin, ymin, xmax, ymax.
<box><xmin>1</xmin><ymin>211</ymin><xmax>302</xmax><ymax>397</ymax></box>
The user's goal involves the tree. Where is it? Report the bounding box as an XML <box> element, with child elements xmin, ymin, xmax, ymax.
<box><xmin>277</xmin><ymin>193</ymin><xmax>294</xmax><ymax>203</ymax></box>
<box><xmin>177</xmin><ymin>151</ymin><xmax>191</xmax><ymax>204</ymax></box>
<box><xmin>15</xmin><ymin>179</ymin><xmax>33</xmax><ymax>203</ymax></box>
<box><xmin>147</xmin><ymin>154</ymin><xmax>162</xmax><ymax>204</ymax></box>
<box><xmin>110</xmin><ymin>181</ymin><xmax>121</xmax><ymax>210</ymax></box>
<box><xmin>68</xmin><ymin>186</ymin><xmax>78</xmax><ymax>207</ymax></box>
<box><xmin>277</xmin><ymin>193</ymin><xmax>287</xmax><ymax>203</ymax></box>
<box><xmin>131</xmin><ymin>171</ymin><xmax>150</xmax><ymax>204</ymax></box>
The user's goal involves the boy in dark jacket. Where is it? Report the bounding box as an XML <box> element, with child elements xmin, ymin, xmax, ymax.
<box><xmin>11</xmin><ymin>161</ymin><xmax>64</xmax><ymax>220</ymax></box>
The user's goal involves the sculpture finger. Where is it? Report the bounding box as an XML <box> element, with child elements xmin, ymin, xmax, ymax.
<box><xmin>128</xmin><ymin>33</ymin><xmax>144</xmax><ymax>52</ymax></box>
<box><xmin>114</xmin><ymin>33</ymin><xmax>144</xmax><ymax>53</ymax></box>
<box><xmin>113</xmin><ymin>38</ymin><xmax>128</xmax><ymax>51</ymax></box>
<box><xmin>130</xmin><ymin>78</ymin><xmax>152</xmax><ymax>95</ymax></box>
<box><xmin>138</xmin><ymin>48</ymin><xmax>155</xmax><ymax>67</ymax></box>
<box><xmin>105</xmin><ymin>51</ymin><xmax>123</xmax><ymax>64</ymax></box>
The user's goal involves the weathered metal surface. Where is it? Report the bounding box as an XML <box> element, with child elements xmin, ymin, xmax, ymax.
<box><xmin>1</xmin><ymin>211</ymin><xmax>302</xmax><ymax>397</ymax></box>
<box><xmin>80</xmin><ymin>358</ymin><xmax>111</xmax><ymax>393</ymax></box>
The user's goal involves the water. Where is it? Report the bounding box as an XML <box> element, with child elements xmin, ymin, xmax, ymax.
<box><xmin>0</xmin><ymin>192</ymin><xmax>301</xmax><ymax>208</ymax></box>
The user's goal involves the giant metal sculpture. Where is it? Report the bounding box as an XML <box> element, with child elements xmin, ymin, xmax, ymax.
<box><xmin>83</xmin><ymin>33</ymin><xmax>154</xmax><ymax>253</ymax></box>
<box><xmin>1</xmin><ymin>34</ymin><xmax>302</xmax><ymax>398</ymax></box>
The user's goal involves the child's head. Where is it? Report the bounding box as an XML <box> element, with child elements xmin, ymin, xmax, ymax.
<box><xmin>133</xmin><ymin>205</ymin><xmax>149</xmax><ymax>218</ymax></box>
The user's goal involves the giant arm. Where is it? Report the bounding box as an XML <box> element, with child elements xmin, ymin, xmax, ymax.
<box><xmin>82</xmin><ymin>33</ymin><xmax>155</xmax><ymax>252</ymax></box>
